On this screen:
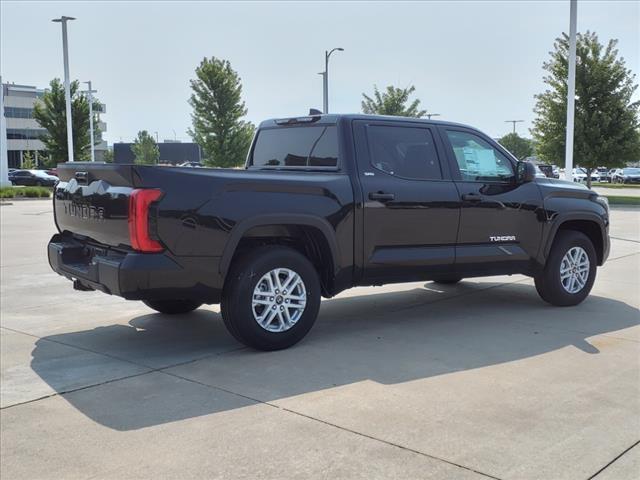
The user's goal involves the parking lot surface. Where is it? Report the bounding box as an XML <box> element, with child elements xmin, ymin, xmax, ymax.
<box><xmin>1</xmin><ymin>201</ymin><xmax>638</xmax><ymax>480</ymax></box>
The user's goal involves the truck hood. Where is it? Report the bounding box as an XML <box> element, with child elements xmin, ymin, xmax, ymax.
<box><xmin>535</xmin><ymin>177</ymin><xmax>599</xmax><ymax>201</ymax></box>
<box><xmin>536</xmin><ymin>177</ymin><xmax>589</xmax><ymax>191</ymax></box>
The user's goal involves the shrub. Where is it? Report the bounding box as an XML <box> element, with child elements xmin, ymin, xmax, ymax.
<box><xmin>0</xmin><ymin>186</ymin><xmax>52</xmax><ymax>199</ymax></box>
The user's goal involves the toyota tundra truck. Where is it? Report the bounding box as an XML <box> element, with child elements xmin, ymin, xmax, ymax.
<box><xmin>48</xmin><ymin>114</ymin><xmax>610</xmax><ymax>350</ymax></box>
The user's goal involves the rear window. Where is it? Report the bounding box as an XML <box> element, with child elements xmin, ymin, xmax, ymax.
<box><xmin>250</xmin><ymin>126</ymin><xmax>338</xmax><ymax>168</ymax></box>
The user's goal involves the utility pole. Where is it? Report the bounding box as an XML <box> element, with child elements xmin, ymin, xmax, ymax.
<box><xmin>505</xmin><ymin>120</ymin><xmax>524</xmax><ymax>134</ymax></box>
<box><xmin>0</xmin><ymin>77</ymin><xmax>9</xmax><ymax>186</ymax></box>
<box><xmin>52</xmin><ymin>16</ymin><xmax>76</xmax><ymax>162</ymax></box>
<box><xmin>564</xmin><ymin>0</ymin><xmax>578</xmax><ymax>182</ymax></box>
<box><xmin>426</xmin><ymin>113</ymin><xmax>441</xmax><ymax>120</ymax></box>
<box><xmin>320</xmin><ymin>47</ymin><xmax>344</xmax><ymax>114</ymax></box>
<box><xmin>83</xmin><ymin>81</ymin><xmax>97</xmax><ymax>162</ymax></box>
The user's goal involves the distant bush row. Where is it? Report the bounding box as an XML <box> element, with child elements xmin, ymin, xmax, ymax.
<box><xmin>0</xmin><ymin>187</ymin><xmax>52</xmax><ymax>199</ymax></box>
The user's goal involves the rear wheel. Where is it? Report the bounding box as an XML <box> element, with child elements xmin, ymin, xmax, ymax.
<box><xmin>221</xmin><ymin>246</ymin><xmax>321</xmax><ymax>351</ymax></box>
<box><xmin>535</xmin><ymin>230</ymin><xmax>597</xmax><ymax>306</ymax></box>
<box><xmin>143</xmin><ymin>299</ymin><xmax>202</xmax><ymax>314</ymax></box>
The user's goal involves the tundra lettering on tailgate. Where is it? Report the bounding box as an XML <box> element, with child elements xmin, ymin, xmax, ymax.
<box><xmin>64</xmin><ymin>201</ymin><xmax>105</xmax><ymax>222</ymax></box>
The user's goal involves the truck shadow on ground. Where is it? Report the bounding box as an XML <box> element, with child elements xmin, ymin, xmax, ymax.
<box><xmin>31</xmin><ymin>281</ymin><xmax>639</xmax><ymax>430</ymax></box>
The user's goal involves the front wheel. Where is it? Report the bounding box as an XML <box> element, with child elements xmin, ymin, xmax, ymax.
<box><xmin>221</xmin><ymin>246</ymin><xmax>321</xmax><ymax>351</ymax></box>
<box><xmin>143</xmin><ymin>299</ymin><xmax>202</xmax><ymax>314</ymax></box>
<box><xmin>534</xmin><ymin>231</ymin><xmax>597</xmax><ymax>306</ymax></box>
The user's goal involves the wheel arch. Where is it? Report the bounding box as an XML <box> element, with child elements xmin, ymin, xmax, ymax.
<box><xmin>220</xmin><ymin>214</ymin><xmax>340</xmax><ymax>296</ymax></box>
<box><xmin>543</xmin><ymin>214</ymin><xmax>606</xmax><ymax>266</ymax></box>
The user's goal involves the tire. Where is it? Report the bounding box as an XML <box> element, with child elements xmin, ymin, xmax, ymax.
<box><xmin>221</xmin><ymin>246</ymin><xmax>321</xmax><ymax>351</ymax></box>
<box><xmin>534</xmin><ymin>230</ymin><xmax>597</xmax><ymax>306</ymax></box>
<box><xmin>143</xmin><ymin>299</ymin><xmax>202</xmax><ymax>314</ymax></box>
<box><xmin>432</xmin><ymin>276</ymin><xmax>463</xmax><ymax>285</ymax></box>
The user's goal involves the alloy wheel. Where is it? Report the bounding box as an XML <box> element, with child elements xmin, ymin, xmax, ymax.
<box><xmin>251</xmin><ymin>268</ymin><xmax>307</xmax><ymax>332</ymax></box>
<box><xmin>560</xmin><ymin>246</ymin><xmax>590</xmax><ymax>294</ymax></box>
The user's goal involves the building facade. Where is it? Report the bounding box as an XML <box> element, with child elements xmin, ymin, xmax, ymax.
<box><xmin>2</xmin><ymin>82</ymin><xmax>108</xmax><ymax>168</ymax></box>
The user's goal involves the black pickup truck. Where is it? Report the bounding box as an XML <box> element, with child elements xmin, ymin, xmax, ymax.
<box><xmin>49</xmin><ymin>114</ymin><xmax>610</xmax><ymax>350</ymax></box>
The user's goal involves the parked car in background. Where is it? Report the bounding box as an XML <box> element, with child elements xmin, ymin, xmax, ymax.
<box><xmin>611</xmin><ymin>167</ymin><xmax>640</xmax><ymax>184</ymax></box>
<box><xmin>46</xmin><ymin>168</ymin><xmax>58</xmax><ymax>177</ymax></box>
<box><xmin>533</xmin><ymin>165</ymin><xmax>547</xmax><ymax>178</ymax></box>
<box><xmin>178</xmin><ymin>161</ymin><xmax>203</xmax><ymax>168</ymax></box>
<box><xmin>537</xmin><ymin>164</ymin><xmax>558</xmax><ymax>179</ymax></box>
<box><xmin>596</xmin><ymin>167</ymin><xmax>610</xmax><ymax>183</ymax></box>
<box><xmin>9</xmin><ymin>169</ymin><xmax>58</xmax><ymax>186</ymax></box>
<box><xmin>572</xmin><ymin>168</ymin><xmax>600</xmax><ymax>183</ymax></box>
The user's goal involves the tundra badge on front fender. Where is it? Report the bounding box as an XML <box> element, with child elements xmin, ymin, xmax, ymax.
<box><xmin>490</xmin><ymin>235</ymin><xmax>516</xmax><ymax>242</ymax></box>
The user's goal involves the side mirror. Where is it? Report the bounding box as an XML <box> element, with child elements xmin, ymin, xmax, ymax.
<box><xmin>517</xmin><ymin>161</ymin><xmax>537</xmax><ymax>183</ymax></box>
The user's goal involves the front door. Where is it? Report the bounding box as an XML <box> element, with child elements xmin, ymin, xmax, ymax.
<box><xmin>439</xmin><ymin>127</ymin><xmax>544</xmax><ymax>272</ymax></box>
<box><xmin>353</xmin><ymin>120</ymin><xmax>461</xmax><ymax>283</ymax></box>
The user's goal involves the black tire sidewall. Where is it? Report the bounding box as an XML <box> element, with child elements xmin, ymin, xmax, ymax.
<box><xmin>537</xmin><ymin>231</ymin><xmax>597</xmax><ymax>306</ymax></box>
<box><xmin>223</xmin><ymin>247</ymin><xmax>321</xmax><ymax>351</ymax></box>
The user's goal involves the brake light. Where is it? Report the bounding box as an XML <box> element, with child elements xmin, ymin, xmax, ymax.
<box><xmin>128</xmin><ymin>189</ymin><xmax>163</xmax><ymax>252</ymax></box>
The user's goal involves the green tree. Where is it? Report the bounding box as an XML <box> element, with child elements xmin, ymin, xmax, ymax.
<box><xmin>102</xmin><ymin>148</ymin><xmax>114</xmax><ymax>163</ymax></box>
<box><xmin>188</xmin><ymin>56</ymin><xmax>255</xmax><ymax>167</ymax></box>
<box><xmin>499</xmin><ymin>132</ymin><xmax>534</xmax><ymax>160</ymax></box>
<box><xmin>361</xmin><ymin>85</ymin><xmax>427</xmax><ymax>117</ymax></box>
<box><xmin>131</xmin><ymin>130</ymin><xmax>159</xmax><ymax>164</ymax></box>
<box><xmin>21</xmin><ymin>151</ymin><xmax>37</xmax><ymax>169</ymax></box>
<box><xmin>532</xmin><ymin>31</ymin><xmax>640</xmax><ymax>188</ymax></box>
<box><xmin>33</xmin><ymin>78</ymin><xmax>101</xmax><ymax>163</ymax></box>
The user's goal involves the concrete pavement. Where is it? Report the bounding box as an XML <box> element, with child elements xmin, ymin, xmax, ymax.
<box><xmin>1</xmin><ymin>201</ymin><xmax>639</xmax><ymax>479</ymax></box>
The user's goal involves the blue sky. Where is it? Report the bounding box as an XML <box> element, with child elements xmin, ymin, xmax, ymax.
<box><xmin>1</xmin><ymin>1</ymin><xmax>638</xmax><ymax>144</ymax></box>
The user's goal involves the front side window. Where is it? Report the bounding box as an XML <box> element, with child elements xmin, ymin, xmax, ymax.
<box><xmin>251</xmin><ymin>126</ymin><xmax>338</xmax><ymax>168</ymax></box>
<box><xmin>446</xmin><ymin>130</ymin><xmax>515</xmax><ymax>182</ymax></box>
<box><xmin>366</xmin><ymin>125</ymin><xmax>442</xmax><ymax>180</ymax></box>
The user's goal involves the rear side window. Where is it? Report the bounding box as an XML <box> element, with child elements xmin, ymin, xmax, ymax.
<box><xmin>251</xmin><ymin>126</ymin><xmax>338</xmax><ymax>168</ymax></box>
<box><xmin>366</xmin><ymin>125</ymin><xmax>442</xmax><ymax>180</ymax></box>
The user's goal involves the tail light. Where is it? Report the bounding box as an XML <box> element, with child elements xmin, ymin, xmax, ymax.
<box><xmin>128</xmin><ymin>189</ymin><xmax>163</xmax><ymax>252</ymax></box>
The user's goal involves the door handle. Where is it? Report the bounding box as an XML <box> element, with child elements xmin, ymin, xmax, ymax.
<box><xmin>369</xmin><ymin>191</ymin><xmax>395</xmax><ymax>201</ymax></box>
<box><xmin>461</xmin><ymin>193</ymin><xmax>482</xmax><ymax>202</ymax></box>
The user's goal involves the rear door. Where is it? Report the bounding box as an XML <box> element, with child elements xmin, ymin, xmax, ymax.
<box><xmin>439</xmin><ymin>127</ymin><xmax>544</xmax><ymax>269</ymax></box>
<box><xmin>353</xmin><ymin>120</ymin><xmax>460</xmax><ymax>283</ymax></box>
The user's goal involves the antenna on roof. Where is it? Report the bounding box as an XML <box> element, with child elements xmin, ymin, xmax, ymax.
<box><xmin>309</xmin><ymin>108</ymin><xmax>322</xmax><ymax>115</ymax></box>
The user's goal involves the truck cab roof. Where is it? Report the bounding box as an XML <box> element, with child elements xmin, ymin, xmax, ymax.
<box><xmin>258</xmin><ymin>113</ymin><xmax>472</xmax><ymax>130</ymax></box>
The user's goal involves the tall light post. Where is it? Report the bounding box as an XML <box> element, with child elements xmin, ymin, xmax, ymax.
<box><xmin>83</xmin><ymin>81</ymin><xmax>97</xmax><ymax>162</ymax></box>
<box><xmin>564</xmin><ymin>0</ymin><xmax>578</xmax><ymax>181</ymax></box>
<box><xmin>426</xmin><ymin>113</ymin><xmax>441</xmax><ymax>120</ymax></box>
<box><xmin>52</xmin><ymin>16</ymin><xmax>75</xmax><ymax>162</ymax></box>
<box><xmin>0</xmin><ymin>76</ymin><xmax>9</xmax><ymax>186</ymax></box>
<box><xmin>505</xmin><ymin>119</ymin><xmax>524</xmax><ymax>134</ymax></box>
<box><xmin>321</xmin><ymin>47</ymin><xmax>344</xmax><ymax>114</ymax></box>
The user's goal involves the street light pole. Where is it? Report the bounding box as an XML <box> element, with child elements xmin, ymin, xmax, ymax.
<box><xmin>83</xmin><ymin>81</ymin><xmax>97</xmax><ymax>162</ymax></box>
<box><xmin>564</xmin><ymin>0</ymin><xmax>578</xmax><ymax>182</ymax></box>
<box><xmin>0</xmin><ymin>76</ymin><xmax>9</xmax><ymax>186</ymax></box>
<box><xmin>505</xmin><ymin>120</ymin><xmax>524</xmax><ymax>134</ymax></box>
<box><xmin>52</xmin><ymin>16</ymin><xmax>76</xmax><ymax>162</ymax></box>
<box><xmin>322</xmin><ymin>47</ymin><xmax>344</xmax><ymax>114</ymax></box>
<box><xmin>426</xmin><ymin>113</ymin><xmax>441</xmax><ymax>120</ymax></box>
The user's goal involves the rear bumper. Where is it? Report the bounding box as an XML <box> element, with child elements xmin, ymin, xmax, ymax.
<box><xmin>48</xmin><ymin>234</ymin><xmax>223</xmax><ymax>303</ymax></box>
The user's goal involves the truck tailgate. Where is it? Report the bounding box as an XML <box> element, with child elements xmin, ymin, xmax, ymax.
<box><xmin>54</xmin><ymin>163</ymin><xmax>136</xmax><ymax>248</ymax></box>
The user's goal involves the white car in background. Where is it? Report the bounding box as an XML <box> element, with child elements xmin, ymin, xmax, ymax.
<box><xmin>572</xmin><ymin>168</ymin><xmax>600</xmax><ymax>183</ymax></box>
